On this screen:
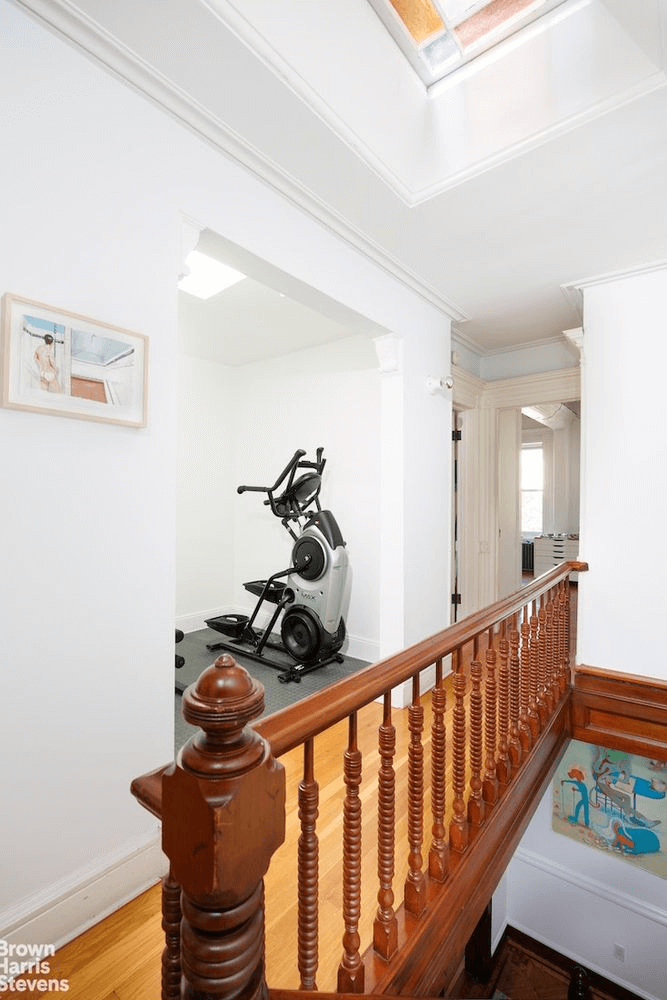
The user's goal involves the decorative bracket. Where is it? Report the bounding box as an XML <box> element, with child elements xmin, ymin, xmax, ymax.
<box><xmin>179</xmin><ymin>215</ymin><xmax>204</xmax><ymax>281</ymax></box>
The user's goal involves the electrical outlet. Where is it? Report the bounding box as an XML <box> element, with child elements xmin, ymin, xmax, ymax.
<box><xmin>613</xmin><ymin>943</ymin><xmax>626</xmax><ymax>961</ymax></box>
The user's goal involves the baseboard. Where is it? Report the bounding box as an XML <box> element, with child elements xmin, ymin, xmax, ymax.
<box><xmin>0</xmin><ymin>826</ymin><xmax>166</xmax><ymax>952</ymax></box>
<box><xmin>344</xmin><ymin>633</ymin><xmax>379</xmax><ymax>663</ymax></box>
<box><xmin>513</xmin><ymin>847</ymin><xmax>667</xmax><ymax>929</ymax></box>
<box><xmin>177</xmin><ymin>607</ymin><xmax>380</xmax><ymax>666</ymax></box>
<box><xmin>507</xmin><ymin>919</ymin><xmax>658</xmax><ymax>1000</ymax></box>
<box><xmin>177</xmin><ymin>606</ymin><xmax>234</xmax><ymax>634</ymax></box>
<box><xmin>510</xmin><ymin>848</ymin><xmax>666</xmax><ymax>1000</ymax></box>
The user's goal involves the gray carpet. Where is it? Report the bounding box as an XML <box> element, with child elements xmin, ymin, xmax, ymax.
<box><xmin>174</xmin><ymin>627</ymin><xmax>368</xmax><ymax>751</ymax></box>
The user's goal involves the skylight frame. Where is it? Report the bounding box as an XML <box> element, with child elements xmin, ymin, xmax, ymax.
<box><xmin>368</xmin><ymin>0</ymin><xmax>571</xmax><ymax>88</ymax></box>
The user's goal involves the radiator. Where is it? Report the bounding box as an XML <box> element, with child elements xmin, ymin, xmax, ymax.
<box><xmin>522</xmin><ymin>540</ymin><xmax>534</xmax><ymax>573</ymax></box>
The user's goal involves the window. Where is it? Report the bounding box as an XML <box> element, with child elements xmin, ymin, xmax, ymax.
<box><xmin>521</xmin><ymin>445</ymin><xmax>543</xmax><ymax>534</ymax></box>
<box><xmin>368</xmin><ymin>0</ymin><xmax>568</xmax><ymax>86</ymax></box>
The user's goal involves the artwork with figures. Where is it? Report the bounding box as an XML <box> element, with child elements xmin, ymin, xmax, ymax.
<box><xmin>553</xmin><ymin>739</ymin><xmax>667</xmax><ymax>879</ymax></box>
<box><xmin>1</xmin><ymin>294</ymin><xmax>148</xmax><ymax>427</ymax></box>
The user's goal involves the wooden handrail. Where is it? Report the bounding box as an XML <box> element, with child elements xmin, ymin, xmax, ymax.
<box><xmin>131</xmin><ymin>561</ymin><xmax>587</xmax><ymax>819</ymax></box>
<box><xmin>256</xmin><ymin>561</ymin><xmax>588</xmax><ymax>758</ymax></box>
<box><xmin>132</xmin><ymin>561</ymin><xmax>587</xmax><ymax>999</ymax></box>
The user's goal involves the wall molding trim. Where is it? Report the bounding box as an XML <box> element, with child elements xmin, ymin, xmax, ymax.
<box><xmin>452</xmin><ymin>365</ymin><xmax>484</xmax><ymax>409</ymax></box>
<box><xmin>563</xmin><ymin>257</ymin><xmax>667</xmax><ymax>295</ymax></box>
<box><xmin>191</xmin><ymin>0</ymin><xmax>667</xmax><ymax>209</ymax></box>
<box><xmin>572</xmin><ymin>665</ymin><xmax>667</xmax><ymax>761</ymax></box>
<box><xmin>12</xmin><ymin>0</ymin><xmax>466</xmax><ymax>324</ymax></box>
<box><xmin>513</xmin><ymin>846</ymin><xmax>667</xmax><ymax>930</ymax></box>
<box><xmin>0</xmin><ymin>827</ymin><xmax>165</xmax><ymax>952</ymax></box>
<box><xmin>452</xmin><ymin>364</ymin><xmax>581</xmax><ymax>411</ymax></box>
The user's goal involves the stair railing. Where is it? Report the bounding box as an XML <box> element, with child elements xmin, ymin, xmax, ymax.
<box><xmin>132</xmin><ymin>560</ymin><xmax>587</xmax><ymax>1000</ymax></box>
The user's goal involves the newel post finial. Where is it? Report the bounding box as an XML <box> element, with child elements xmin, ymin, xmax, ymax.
<box><xmin>163</xmin><ymin>655</ymin><xmax>286</xmax><ymax>1000</ymax></box>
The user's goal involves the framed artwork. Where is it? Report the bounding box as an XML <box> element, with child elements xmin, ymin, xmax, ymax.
<box><xmin>553</xmin><ymin>739</ymin><xmax>667</xmax><ymax>879</ymax></box>
<box><xmin>1</xmin><ymin>293</ymin><xmax>148</xmax><ymax>428</ymax></box>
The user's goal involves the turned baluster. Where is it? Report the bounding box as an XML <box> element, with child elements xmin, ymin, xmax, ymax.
<box><xmin>429</xmin><ymin>659</ymin><xmax>449</xmax><ymax>882</ymax></box>
<box><xmin>482</xmin><ymin>629</ymin><xmax>499</xmax><ymax>806</ymax></box>
<box><xmin>560</xmin><ymin>579</ymin><xmax>570</xmax><ymax>692</ymax></box>
<box><xmin>161</xmin><ymin>865</ymin><xmax>181</xmax><ymax>1000</ymax></box>
<box><xmin>551</xmin><ymin>584</ymin><xmax>562</xmax><ymax>697</ymax></box>
<box><xmin>528</xmin><ymin>600</ymin><xmax>540</xmax><ymax>739</ymax></box>
<box><xmin>338</xmin><ymin>713</ymin><xmax>364</xmax><ymax>992</ymax></box>
<box><xmin>298</xmin><ymin>739</ymin><xmax>319</xmax><ymax>990</ymax></box>
<box><xmin>518</xmin><ymin>607</ymin><xmax>532</xmax><ymax>753</ymax></box>
<box><xmin>404</xmin><ymin>674</ymin><xmax>427</xmax><ymax>915</ymax></box>
<box><xmin>563</xmin><ymin>577</ymin><xmax>572</xmax><ymax>685</ymax></box>
<box><xmin>449</xmin><ymin>648</ymin><xmax>469</xmax><ymax>851</ymax></box>
<box><xmin>374</xmin><ymin>693</ymin><xmax>398</xmax><ymax>958</ymax></box>
<box><xmin>162</xmin><ymin>654</ymin><xmax>285</xmax><ymax>1000</ymax></box>
<box><xmin>496</xmin><ymin>622</ymin><xmax>511</xmax><ymax>785</ymax></box>
<box><xmin>536</xmin><ymin>596</ymin><xmax>549</xmax><ymax>726</ymax></box>
<box><xmin>467</xmin><ymin>638</ymin><xmax>485</xmax><ymax>825</ymax></box>
<box><xmin>544</xmin><ymin>591</ymin><xmax>555</xmax><ymax>714</ymax></box>
<box><xmin>508</xmin><ymin>615</ymin><xmax>522</xmax><ymax>768</ymax></box>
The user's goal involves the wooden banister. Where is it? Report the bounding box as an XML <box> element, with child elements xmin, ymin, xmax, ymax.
<box><xmin>255</xmin><ymin>562</ymin><xmax>589</xmax><ymax>758</ymax></box>
<box><xmin>131</xmin><ymin>561</ymin><xmax>588</xmax><ymax>999</ymax></box>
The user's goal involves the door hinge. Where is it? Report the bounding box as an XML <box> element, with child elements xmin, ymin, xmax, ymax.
<box><xmin>452</xmin><ymin>429</ymin><xmax>462</xmax><ymax>442</ymax></box>
<box><xmin>451</xmin><ymin>592</ymin><xmax>462</xmax><ymax>606</ymax></box>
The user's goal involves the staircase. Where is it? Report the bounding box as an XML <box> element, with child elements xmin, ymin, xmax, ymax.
<box><xmin>133</xmin><ymin>562</ymin><xmax>599</xmax><ymax>999</ymax></box>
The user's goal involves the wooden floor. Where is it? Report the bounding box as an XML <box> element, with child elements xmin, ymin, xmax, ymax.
<box><xmin>13</xmin><ymin>590</ymin><xmax>577</xmax><ymax>996</ymax></box>
<box><xmin>11</xmin><ymin>692</ymin><xmax>442</xmax><ymax>996</ymax></box>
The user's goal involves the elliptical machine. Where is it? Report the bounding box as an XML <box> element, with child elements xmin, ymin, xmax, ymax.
<box><xmin>205</xmin><ymin>448</ymin><xmax>349</xmax><ymax>683</ymax></box>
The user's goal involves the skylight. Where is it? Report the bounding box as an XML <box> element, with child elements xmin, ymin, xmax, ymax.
<box><xmin>368</xmin><ymin>0</ymin><xmax>569</xmax><ymax>86</ymax></box>
<box><xmin>178</xmin><ymin>250</ymin><xmax>246</xmax><ymax>300</ymax></box>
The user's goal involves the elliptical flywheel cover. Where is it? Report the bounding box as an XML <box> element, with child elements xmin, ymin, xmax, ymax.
<box><xmin>281</xmin><ymin>606</ymin><xmax>322</xmax><ymax>663</ymax></box>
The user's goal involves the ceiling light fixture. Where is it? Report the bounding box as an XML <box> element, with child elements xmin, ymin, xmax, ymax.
<box><xmin>178</xmin><ymin>250</ymin><xmax>246</xmax><ymax>299</ymax></box>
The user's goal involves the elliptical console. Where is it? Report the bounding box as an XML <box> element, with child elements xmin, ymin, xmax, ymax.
<box><xmin>206</xmin><ymin>448</ymin><xmax>349</xmax><ymax>682</ymax></box>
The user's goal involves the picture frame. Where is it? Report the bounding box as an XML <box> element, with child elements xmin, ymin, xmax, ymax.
<box><xmin>1</xmin><ymin>293</ymin><xmax>148</xmax><ymax>428</ymax></box>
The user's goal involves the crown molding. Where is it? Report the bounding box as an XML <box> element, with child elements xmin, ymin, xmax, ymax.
<box><xmin>563</xmin><ymin>256</ymin><xmax>667</xmax><ymax>293</ymax></box>
<box><xmin>206</xmin><ymin>0</ymin><xmax>667</xmax><ymax>208</ymax></box>
<box><xmin>11</xmin><ymin>0</ymin><xmax>467</xmax><ymax>324</ymax></box>
<box><xmin>451</xmin><ymin>325</ymin><xmax>486</xmax><ymax>358</ymax></box>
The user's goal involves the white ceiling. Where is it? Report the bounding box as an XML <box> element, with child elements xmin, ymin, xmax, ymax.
<box><xmin>18</xmin><ymin>0</ymin><xmax>667</xmax><ymax>362</ymax></box>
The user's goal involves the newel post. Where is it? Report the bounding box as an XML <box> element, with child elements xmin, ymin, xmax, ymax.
<box><xmin>162</xmin><ymin>654</ymin><xmax>286</xmax><ymax>1000</ymax></box>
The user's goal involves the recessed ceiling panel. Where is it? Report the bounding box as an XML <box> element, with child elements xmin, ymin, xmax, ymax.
<box><xmin>369</xmin><ymin>0</ymin><xmax>569</xmax><ymax>85</ymax></box>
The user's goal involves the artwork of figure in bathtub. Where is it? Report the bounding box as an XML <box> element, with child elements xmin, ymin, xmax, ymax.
<box><xmin>552</xmin><ymin>741</ymin><xmax>666</xmax><ymax>878</ymax></box>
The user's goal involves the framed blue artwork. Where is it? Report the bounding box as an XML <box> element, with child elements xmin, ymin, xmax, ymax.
<box><xmin>553</xmin><ymin>740</ymin><xmax>667</xmax><ymax>879</ymax></box>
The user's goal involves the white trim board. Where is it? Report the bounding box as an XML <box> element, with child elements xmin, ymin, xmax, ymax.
<box><xmin>0</xmin><ymin>828</ymin><xmax>166</xmax><ymax>952</ymax></box>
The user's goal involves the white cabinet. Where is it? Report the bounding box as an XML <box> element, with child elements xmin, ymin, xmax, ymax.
<box><xmin>533</xmin><ymin>534</ymin><xmax>579</xmax><ymax>578</ymax></box>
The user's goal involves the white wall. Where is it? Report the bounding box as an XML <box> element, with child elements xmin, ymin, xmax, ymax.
<box><xmin>507</xmin><ymin>788</ymin><xmax>667</xmax><ymax>1000</ymax></box>
<box><xmin>0</xmin><ymin>3</ymin><xmax>177</xmax><ymax>944</ymax></box>
<box><xmin>578</xmin><ymin>267</ymin><xmax>667</xmax><ymax>679</ymax></box>
<box><xmin>505</xmin><ymin>267</ymin><xmax>667</xmax><ymax>1000</ymax></box>
<box><xmin>0</xmin><ymin>2</ymin><xmax>450</xmax><ymax>948</ymax></box>
<box><xmin>175</xmin><ymin>353</ymin><xmax>235</xmax><ymax>628</ymax></box>
<box><xmin>230</xmin><ymin>335</ymin><xmax>382</xmax><ymax>661</ymax></box>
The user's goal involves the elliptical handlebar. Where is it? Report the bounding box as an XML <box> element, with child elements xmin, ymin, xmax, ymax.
<box><xmin>237</xmin><ymin>449</ymin><xmax>307</xmax><ymax>496</ymax></box>
<box><xmin>237</xmin><ymin>448</ymin><xmax>326</xmax><ymax>520</ymax></box>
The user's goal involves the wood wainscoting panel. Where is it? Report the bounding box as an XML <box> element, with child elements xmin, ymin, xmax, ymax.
<box><xmin>571</xmin><ymin>666</ymin><xmax>667</xmax><ymax>761</ymax></box>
